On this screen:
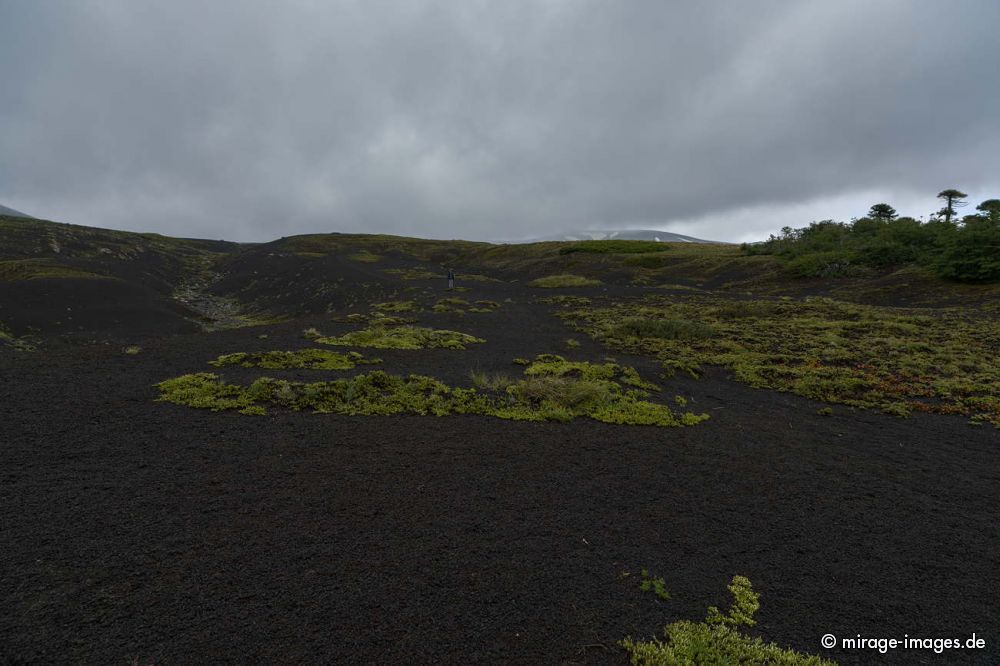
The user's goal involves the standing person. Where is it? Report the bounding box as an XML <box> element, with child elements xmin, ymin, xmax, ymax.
<box><xmin>447</xmin><ymin>267</ymin><xmax>455</xmax><ymax>290</ymax></box>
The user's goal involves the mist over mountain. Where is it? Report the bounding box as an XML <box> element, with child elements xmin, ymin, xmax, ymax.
<box><xmin>520</xmin><ymin>229</ymin><xmax>722</xmax><ymax>244</ymax></box>
<box><xmin>0</xmin><ymin>204</ymin><xmax>31</xmax><ymax>218</ymax></box>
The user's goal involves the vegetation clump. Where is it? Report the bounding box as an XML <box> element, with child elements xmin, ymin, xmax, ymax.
<box><xmin>528</xmin><ymin>274</ymin><xmax>602</xmax><ymax>288</ymax></box>
<box><xmin>210</xmin><ymin>349</ymin><xmax>380</xmax><ymax>370</ymax></box>
<box><xmin>372</xmin><ymin>300</ymin><xmax>417</xmax><ymax>312</ymax></box>
<box><xmin>347</xmin><ymin>251</ymin><xmax>381</xmax><ymax>263</ymax></box>
<box><xmin>621</xmin><ymin>576</ymin><xmax>833</xmax><ymax>665</ymax></box>
<box><xmin>155</xmin><ymin>354</ymin><xmax>706</xmax><ymax>426</ymax></box>
<box><xmin>432</xmin><ymin>297</ymin><xmax>469</xmax><ymax>312</ymax></box>
<box><xmin>538</xmin><ymin>295</ymin><xmax>592</xmax><ymax>307</ymax></box>
<box><xmin>312</xmin><ymin>325</ymin><xmax>485</xmax><ymax>350</ymax></box>
<box><xmin>613</xmin><ymin>316</ymin><xmax>716</xmax><ymax>341</ymax></box>
<box><xmin>638</xmin><ymin>569</ymin><xmax>670</xmax><ymax>601</ymax></box>
<box><xmin>565</xmin><ymin>294</ymin><xmax>1000</xmax><ymax>425</ymax></box>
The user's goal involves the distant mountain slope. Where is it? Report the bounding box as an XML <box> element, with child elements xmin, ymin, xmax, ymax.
<box><xmin>0</xmin><ymin>215</ymin><xmax>240</xmax><ymax>339</ymax></box>
<box><xmin>524</xmin><ymin>229</ymin><xmax>724</xmax><ymax>244</ymax></box>
<box><xmin>0</xmin><ymin>204</ymin><xmax>32</xmax><ymax>218</ymax></box>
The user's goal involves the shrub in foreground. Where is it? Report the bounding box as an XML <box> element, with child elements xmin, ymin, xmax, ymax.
<box><xmin>621</xmin><ymin>576</ymin><xmax>834</xmax><ymax>665</ymax></box>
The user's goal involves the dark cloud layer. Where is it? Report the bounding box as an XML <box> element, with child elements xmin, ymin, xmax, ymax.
<box><xmin>2</xmin><ymin>1</ymin><xmax>998</xmax><ymax>242</ymax></box>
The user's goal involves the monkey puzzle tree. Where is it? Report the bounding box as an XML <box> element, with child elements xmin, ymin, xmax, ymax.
<box><xmin>936</xmin><ymin>189</ymin><xmax>968</xmax><ymax>224</ymax></box>
<box><xmin>867</xmin><ymin>203</ymin><xmax>897</xmax><ymax>223</ymax></box>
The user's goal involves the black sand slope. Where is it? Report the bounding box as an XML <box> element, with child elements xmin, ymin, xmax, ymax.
<box><xmin>2</xmin><ymin>220</ymin><xmax>999</xmax><ymax>664</ymax></box>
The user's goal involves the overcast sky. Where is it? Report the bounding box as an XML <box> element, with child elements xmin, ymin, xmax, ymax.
<box><xmin>2</xmin><ymin>1</ymin><xmax>998</xmax><ymax>243</ymax></box>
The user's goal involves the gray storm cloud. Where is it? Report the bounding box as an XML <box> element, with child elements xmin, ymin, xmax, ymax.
<box><xmin>1</xmin><ymin>0</ymin><xmax>998</xmax><ymax>242</ymax></box>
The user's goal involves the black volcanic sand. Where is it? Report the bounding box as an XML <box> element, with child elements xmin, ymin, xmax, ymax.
<box><xmin>2</xmin><ymin>276</ymin><xmax>1000</xmax><ymax>665</ymax></box>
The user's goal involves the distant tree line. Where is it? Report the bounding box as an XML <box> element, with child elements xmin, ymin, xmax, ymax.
<box><xmin>743</xmin><ymin>189</ymin><xmax>1000</xmax><ymax>282</ymax></box>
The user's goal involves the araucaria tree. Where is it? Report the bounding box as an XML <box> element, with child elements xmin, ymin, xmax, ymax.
<box><xmin>868</xmin><ymin>203</ymin><xmax>897</xmax><ymax>222</ymax></box>
<box><xmin>936</xmin><ymin>189</ymin><xmax>968</xmax><ymax>224</ymax></box>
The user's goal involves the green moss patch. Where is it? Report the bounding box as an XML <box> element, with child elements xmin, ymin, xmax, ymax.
<box><xmin>156</xmin><ymin>355</ymin><xmax>706</xmax><ymax>426</ymax></box>
<box><xmin>432</xmin><ymin>297</ymin><xmax>501</xmax><ymax>314</ymax></box>
<box><xmin>312</xmin><ymin>325</ymin><xmax>485</xmax><ymax>350</ymax></box>
<box><xmin>209</xmin><ymin>349</ymin><xmax>381</xmax><ymax>370</ymax></box>
<box><xmin>372</xmin><ymin>300</ymin><xmax>418</xmax><ymax>312</ymax></box>
<box><xmin>528</xmin><ymin>274</ymin><xmax>602</xmax><ymax>288</ymax></box>
<box><xmin>565</xmin><ymin>295</ymin><xmax>1000</xmax><ymax>426</ymax></box>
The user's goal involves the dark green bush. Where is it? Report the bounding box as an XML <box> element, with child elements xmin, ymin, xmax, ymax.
<box><xmin>935</xmin><ymin>219</ymin><xmax>1000</xmax><ymax>282</ymax></box>
<box><xmin>744</xmin><ymin>209</ymin><xmax>1000</xmax><ymax>283</ymax></box>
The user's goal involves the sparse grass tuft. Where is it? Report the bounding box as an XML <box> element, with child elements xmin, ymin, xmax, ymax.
<box><xmin>469</xmin><ymin>370</ymin><xmax>517</xmax><ymax>391</ymax></box>
<box><xmin>123</xmin><ymin>345</ymin><xmax>142</xmax><ymax>355</ymax></box>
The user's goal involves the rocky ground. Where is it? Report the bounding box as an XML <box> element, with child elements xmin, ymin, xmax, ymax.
<box><xmin>2</xmin><ymin>254</ymin><xmax>1000</xmax><ymax>665</ymax></box>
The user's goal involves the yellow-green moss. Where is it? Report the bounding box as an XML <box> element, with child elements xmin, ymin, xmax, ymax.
<box><xmin>564</xmin><ymin>295</ymin><xmax>1000</xmax><ymax>426</ymax></box>
<box><xmin>209</xmin><ymin>349</ymin><xmax>380</xmax><ymax>370</ymax></box>
<box><xmin>313</xmin><ymin>325</ymin><xmax>485</xmax><ymax>350</ymax></box>
<box><xmin>372</xmin><ymin>300</ymin><xmax>418</xmax><ymax>312</ymax></box>
<box><xmin>155</xmin><ymin>354</ymin><xmax>707</xmax><ymax>427</ymax></box>
<box><xmin>528</xmin><ymin>274</ymin><xmax>602</xmax><ymax>288</ymax></box>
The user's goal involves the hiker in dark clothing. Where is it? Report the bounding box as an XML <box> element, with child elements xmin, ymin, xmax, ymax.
<box><xmin>447</xmin><ymin>268</ymin><xmax>455</xmax><ymax>289</ymax></box>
